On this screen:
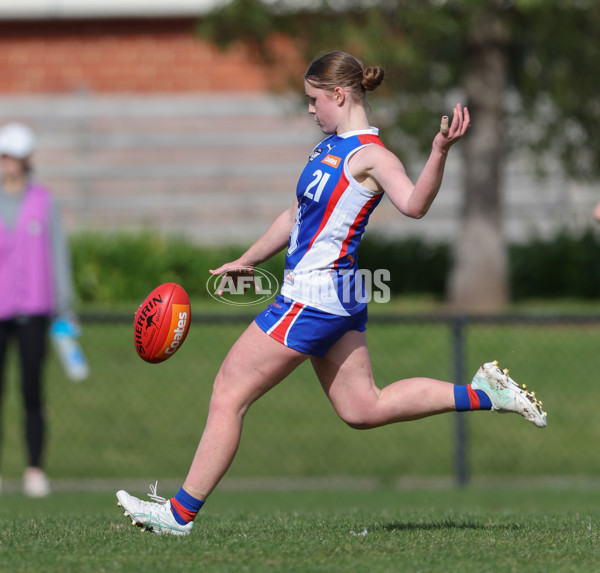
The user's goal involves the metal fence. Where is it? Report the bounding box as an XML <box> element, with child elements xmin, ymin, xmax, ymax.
<box><xmin>1</xmin><ymin>311</ymin><xmax>598</xmax><ymax>488</ymax></box>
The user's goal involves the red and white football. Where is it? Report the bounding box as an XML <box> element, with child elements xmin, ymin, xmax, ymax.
<box><xmin>134</xmin><ymin>282</ymin><xmax>191</xmax><ymax>363</ymax></box>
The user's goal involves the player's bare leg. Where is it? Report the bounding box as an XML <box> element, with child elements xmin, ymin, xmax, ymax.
<box><xmin>182</xmin><ymin>321</ymin><xmax>308</xmax><ymax>499</ymax></box>
<box><xmin>311</xmin><ymin>330</ymin><xmax>455</xmax><ymax>428</ymax></box>
<box><xmin>312</xmin><ymin>330</ymin><xmax>546</xmax><ymax>429</ymax></box>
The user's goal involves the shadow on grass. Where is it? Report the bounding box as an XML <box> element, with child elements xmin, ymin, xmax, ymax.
<box><xmin>380</xmin><ymin>520</ymin><xmax>523</xmax><ymax>532</ymax></box>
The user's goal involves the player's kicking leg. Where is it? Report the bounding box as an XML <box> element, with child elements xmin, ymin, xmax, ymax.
<box><xmin>313</xmin><ymin>331</ymin><xmax>547</xmax><ymax>428</ymax></box>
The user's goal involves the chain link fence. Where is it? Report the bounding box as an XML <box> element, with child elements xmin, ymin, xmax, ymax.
<box><xmin>1</xmin><ymin>312</ymin><xmax>598</xmax><ymax>487</ymax></box>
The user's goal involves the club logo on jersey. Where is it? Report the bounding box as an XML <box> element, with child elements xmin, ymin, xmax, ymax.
<box><xmin>308</xmin><ymin>147</ymin><xmax>322</xmax><ymax>162</ymax></box>
<box><xmin>321</xmin><ymin>154</ymin><xmax>341</xmax><ymax>168</ymax></box>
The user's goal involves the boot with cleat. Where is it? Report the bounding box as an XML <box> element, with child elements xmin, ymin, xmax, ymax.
<box><xmin>471</xmin><ymin>361</ymin><xmax>547</xmax><ymax>428</ymax></box>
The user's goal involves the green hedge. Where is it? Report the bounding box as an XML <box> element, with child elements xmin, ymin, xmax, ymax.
<box><xmin>70</xmin><ymin>232</ymin><xmax>284</xmax><ymax>305</ymax></box>
<box><xmin>510</xmin><ymin>228</ymin><xmax>600</xmax><ymax>299</ymax></box>
<box><xmin>358</xmin><ymin>234</ymin><xmax>450</xmax><ymax>298</ymax></box>
<box><xmin>69</xmin><ymin>229</ymin><xmax>600</xmax><ymax>305</ymax></box>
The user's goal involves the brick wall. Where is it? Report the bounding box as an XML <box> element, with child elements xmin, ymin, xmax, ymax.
<box><xmin>0</xmin><ymin>17</ymin><xmax>323</xmax><ymax>245</ymax></box>
<box><xmin>0</xmin><ymin>18</ymin><xmax>304</xmax><ymax>94</ymax></box>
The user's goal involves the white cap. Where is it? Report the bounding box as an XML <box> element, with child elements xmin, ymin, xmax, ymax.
<box><xmin>0</xmin><ymin>122</ymin><xmax>35</xmax><ymax>159</ymax></box>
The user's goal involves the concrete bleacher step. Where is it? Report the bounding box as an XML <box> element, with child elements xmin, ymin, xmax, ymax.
<box><xmin>0</xmin><ymin>93</ymin><xmax>594</xmax><ymax>244</ymax></box>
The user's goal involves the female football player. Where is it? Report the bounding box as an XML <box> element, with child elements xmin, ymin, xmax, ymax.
<box><xmin>117</xmin><ymin>51</ymin><xmax>546</xmax><ymax>535</ymax></box>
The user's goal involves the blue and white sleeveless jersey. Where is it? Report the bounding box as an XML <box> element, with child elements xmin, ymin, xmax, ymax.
<box><xmin>281</xmin><ymin>127</ymin><xmax>385</xmax><ymax>316</ymax></box>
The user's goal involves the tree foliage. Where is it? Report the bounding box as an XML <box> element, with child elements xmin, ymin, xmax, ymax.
<box><xmin>199</xmin><ymin>0</ymin><xmax>600</xmax><ymax>178</ymax></box>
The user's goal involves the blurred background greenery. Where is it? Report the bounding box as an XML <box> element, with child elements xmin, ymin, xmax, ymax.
<box><xmin>0</xmin><ymin>232</ymin><xmax>598</xmax><ymax>486</ymax></box>
<box><xmin>70</xmin><ymin>229</ymin><xmax>600</xmax><ymax>307</ymax></box>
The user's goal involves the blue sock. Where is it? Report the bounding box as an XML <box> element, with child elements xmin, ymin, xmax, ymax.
<box><xmin>454</xmin><ymin>384</ymin><xmax>492</xmax><ymax>412</ymax></box>
<box><xmin>170</xmin><ymin>487</ymin><xmax>205</xmax><ymax>525</ymax></box>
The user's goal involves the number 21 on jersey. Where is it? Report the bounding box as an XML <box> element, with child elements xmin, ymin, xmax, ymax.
<box><xmin>304</xmin><ymin>170</ymin><xmax>330</xmax><ymax>203</ymax></box>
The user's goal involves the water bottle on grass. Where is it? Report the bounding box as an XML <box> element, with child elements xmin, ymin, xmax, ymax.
<box><xmin>50</xmin><ymin>318</ymin><xmax>89</xmax><ymax>382</ymax></box>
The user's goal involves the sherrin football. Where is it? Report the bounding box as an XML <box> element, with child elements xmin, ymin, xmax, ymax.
<box><xmin>134</xmin><ymin>283</ymin><xmax>191</xmax><ymax>363</ymax></box>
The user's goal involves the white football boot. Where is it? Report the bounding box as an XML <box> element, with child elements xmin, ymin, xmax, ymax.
<box><xmin>471</xmin><ymin>361</ymin><xmax>547</xmax><ymax>428</ymax></box>
<box><xmin>116</xmin><ymin>482</ymin><xmax>194</xmax><ymax>536</ymax></box>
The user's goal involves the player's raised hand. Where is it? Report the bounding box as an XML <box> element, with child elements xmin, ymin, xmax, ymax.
<box><xmin>435</xmin><ymin>103</ymin><xmax>470</xmax><ymax>150</ymax></box>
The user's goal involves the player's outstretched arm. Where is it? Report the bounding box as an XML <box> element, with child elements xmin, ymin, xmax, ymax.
<box><xmin>209</xmin><ymin>198</ymin><xmax>297</xmax><ymax>296</ymax></box>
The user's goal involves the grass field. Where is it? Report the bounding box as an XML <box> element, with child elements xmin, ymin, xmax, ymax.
<box><xmin>1</xmin><ymin>486</ymin><xmax>599</xmax><ymax>572</ymax></box>
<box><xmin>1</xmin><ymin>305</ymin><xmax>599</xmax><ymax>482</ymax></box>
<box><xmin>1</xmin><ymin>298</ymin><xmax>599</xmax><ymax>571</ymax></box>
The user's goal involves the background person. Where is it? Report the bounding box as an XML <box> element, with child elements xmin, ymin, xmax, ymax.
<box><xmin>0</xmin><ymin>122</ymin><xmax>78</xmax><ymax>497</ymax></box>
<box><xmin>116</xmin><ymin>51</ymin><xmax>546</xmax><ymax>535</ymax></box>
